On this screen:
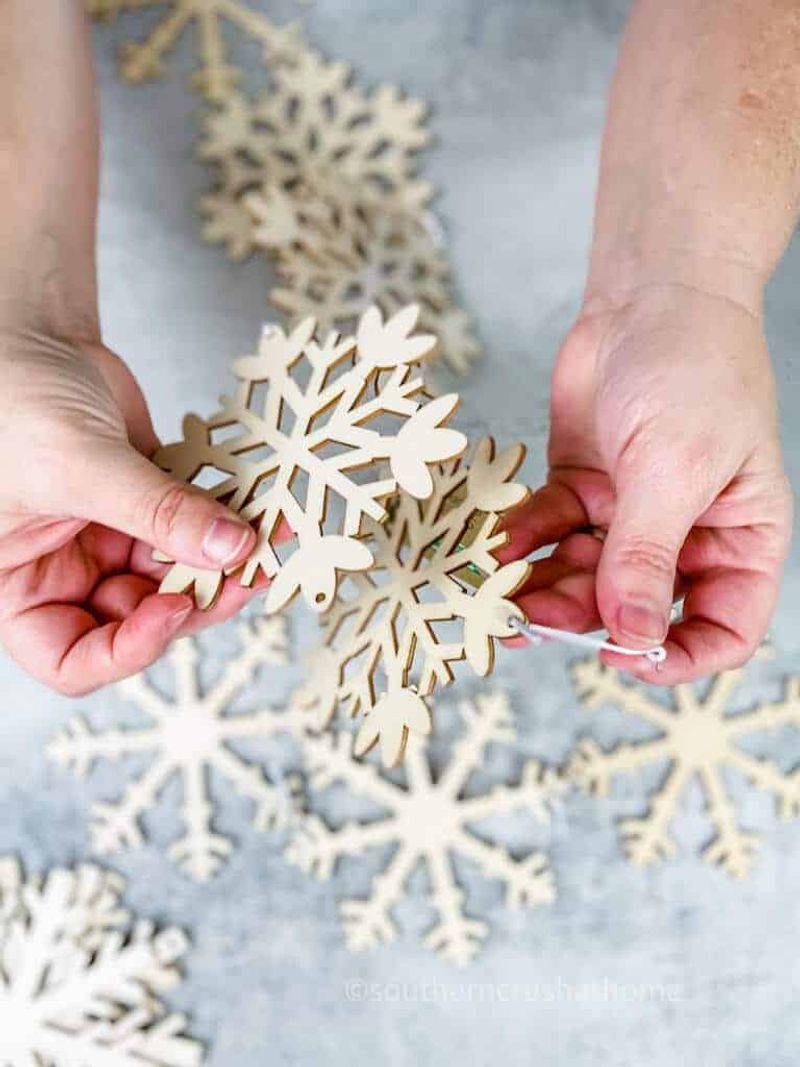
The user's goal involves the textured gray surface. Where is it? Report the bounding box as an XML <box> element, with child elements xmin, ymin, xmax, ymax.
<box><xmin>1</xmin><ymin>2</ymin><xmax>799</xmax><ymax>1064</ymax></box>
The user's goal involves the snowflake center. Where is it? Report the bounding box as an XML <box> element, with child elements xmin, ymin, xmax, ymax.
<box><xmin>669</xmin><ymin>708</ymin><xmax>728</xmax><ymax>766</ymax></box>
<box><xmin>398</xmin><ymin>788</ymin><xmax>459</xmax><ymax>846</ymax></box>
<box><xmin>162</xmin><ymin>701</ymin><xmax>220</xmax><ymax>763</ymax></box>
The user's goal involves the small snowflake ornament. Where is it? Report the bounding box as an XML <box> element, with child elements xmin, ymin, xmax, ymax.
<box><xmin>47</xmin><ymin>616</ymin><xmax>301</xmax><ymax>883</ymax></box>
<box><xmin>288</xmin><ymin>692</ymin><xmax>565</xmax><ymax>966</ymax></box>
<box><xmin>0</xmin><ymin>857</ymin><xmax>202</xmax><ymax>1066</ymax></box>
<box><xmin>87</xmin><ymin>0</ymin><xmax>301</xmax><ymax>101</ymax></box>
<box><xmin>566</xmin><ymin>662</ymin><xmax>800</xmax><ymax>878</ymax></box>
<box><xmin>153</xmin><ymin>304</ymin><xmax>467</xmax><ymax>611</ymax></box>
<box><xmin>258</xmin><ymin>201</ymin><xmax>481</xmax><ymax>375</ymax></box>
<box><xmin>197</xmin><ymin>51</ymin><xmax>433</xmax><ymax>239</ymax></box>
<box><xmin>295</xmin><ymin>437</ymin><xmax>531</xmax><ymax>766</ymax></box>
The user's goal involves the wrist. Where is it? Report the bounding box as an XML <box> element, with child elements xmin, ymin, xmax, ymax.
<box><xmin>583</xmin><ymin>238</ymin><xmax>768</xmax><ymax>322</ymax></box>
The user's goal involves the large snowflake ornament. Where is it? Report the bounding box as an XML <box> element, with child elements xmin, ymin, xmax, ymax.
<box><xmin>295</xmin><ymin>438</ymin><xmax>531</xmax><ymax>766</ymax></box>
<box><xmin>567</xmin><ymin>662</ymin><xmax>800</xmax><ymax>878</ymax></box>
<box><xmin>86</xmin><ymin>0</ymin><xmax>301</xmax><ymax>101</ymax></box>
<box><xmin>152</xmin><ymin>305</ymin><xmax>466</xmax><ymax>612</ymax></box>
<box><xmin>288</xmin><ymin>692</ymin><xmax>565</xmax><ymax>966</ymax></box>
<box><xmin>47</xmin><ymin>616</ymin><xmax>302</xmax><ymax>883</ymax></box>
<box><xmin>0</xmin><ymin>857</ymin><xmax>202</xmax><ymax>1065</ymax></box>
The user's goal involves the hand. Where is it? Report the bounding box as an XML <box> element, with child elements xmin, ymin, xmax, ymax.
<box><xmin>0</xmin><ymin>323</ymin><xmax>263</xmax><ymax>695</ymax></box>
<box><xmin>501</xmin><ymin>284</ymin><xmax>793</xmax><ymax>684</ymax></box>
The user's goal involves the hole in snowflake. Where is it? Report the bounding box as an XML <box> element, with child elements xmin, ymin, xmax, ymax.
<box><xmin>278</xmin><ymin>402</ymin><xmax>296</xmax><ymax>436</ymax></box>
<box><xmin>287</xmin><ymin>468</ymin><xmax>309</xmax><ymax>512</ymax></box>
<box><xmin>192</xmin><ymin>465</ymin><xmax>225</xmax><ymax>491</ymax></box>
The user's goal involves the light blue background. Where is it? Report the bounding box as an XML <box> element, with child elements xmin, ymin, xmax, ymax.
<box><xmin>1</xmin><ymin>2</ymin><xmax>799</xmax><ymax>1064</ymax></box>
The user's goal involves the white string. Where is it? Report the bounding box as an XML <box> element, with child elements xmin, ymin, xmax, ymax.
<box><xmin>508</xmin><ymin>616</ymin><xmax>667</xmax><ymax>665</ymax></box>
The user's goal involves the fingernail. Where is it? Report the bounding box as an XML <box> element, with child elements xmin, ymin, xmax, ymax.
<box><xmin>617</xmin><ymin>602</ymin><xmax>668</xmax><ymax>644</ymax></box>
<box><xmin>202</xmin><ymin>517</ymin><xmax>253</xmax><ymax>566</ymax></box>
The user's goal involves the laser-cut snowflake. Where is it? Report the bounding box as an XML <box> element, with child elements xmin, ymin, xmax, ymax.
<box><xmin>294</xmin><ymin>438</ymin><xmax>531</xmax><ymax>766</ymax></box>
<box><xmin>47</xmin><ymin>616</ymin><xmax>301</xmax><ymax>883</ymax></box>
<box><xmin>0</xmin><ymin>857</ymin><xmax>202</xmax><ymax>1066</ymax></box>
<box><xmin>197</xmin><ymin>50</ymin><xmax>432</xmax><ymax>237</ymax></box>
<box><xmin>288</xmin><ymin>692</ymin><xmax>565</xmax><ymax>966</ymax></box>
<box><xmin>152</xmin><ymin>305</ymin><xmax>466</xmax><ymax>612</ymax></box>
<box><xmin>566</xmin><ymin>662</ymin><xmax>800</xmax><ymax>878</ymax></box>
<box><xmin>257</xmin><ymin>200</ymin><xmax>481</xmax><ymax>375</ymax></box>
<box><xmin>87</xmin><ymin>0</ymin><xmax>301</xmax><ymax>101</ymax></box>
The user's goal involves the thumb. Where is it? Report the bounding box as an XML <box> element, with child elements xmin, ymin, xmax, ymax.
<box><xmin>68</xmin><ymin>439</ymin><xmax>256</xmax><ymax>571</ymax></box>
<box><xmin>597</xmin><ymin>459</ymin><xmax>704</xmax><ymax>648</ymax></box>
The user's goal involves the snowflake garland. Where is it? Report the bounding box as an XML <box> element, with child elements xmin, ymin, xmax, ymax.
<box><xmin>153</xmin><ymin>304</ymin><xmax>466</xmax><ymax>612</ymax></box>
<box><xmin>294</xmin><ymin>437</ymin><xmax>531</xmax><ymax>766</ymax></box>
<box><xmin>87</xmin><ymin>0</ymin><xmax>301</xmax><ymax>102</ymax></box>
<box><xmin>88</xmin><ymin>5</ymin><xmax>481</xmax><ymax>375</ymax></box>
<box><xmin>47</xmin><ymin>616</ymin><xmax>301</xmax><ymax>883</ymax></box>
<box><xmin>288</xmin><ymin>691</ymin><xmax>565</xmax><ymax>966</ymax></box>
<box><xmin>566</xmin><ymin>662</ymin><xmax>800</xmax><ymax>878</ymax></box>
<box><xmin>0</xmin><ymin>857</ymin><xmax>203</xmax><ymax>1066</ymax></box>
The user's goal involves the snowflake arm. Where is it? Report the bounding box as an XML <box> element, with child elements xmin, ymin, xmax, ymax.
<box><xmin>89</xmin><ymin>0</ymin><xmax>301</xmax><ymax>101</ymax></box>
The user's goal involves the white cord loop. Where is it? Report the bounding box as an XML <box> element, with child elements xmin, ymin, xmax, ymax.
<box><xmin>508</xmin><ymin>616</ymin><xmax>667</xmax><ymax>665</ymax></box>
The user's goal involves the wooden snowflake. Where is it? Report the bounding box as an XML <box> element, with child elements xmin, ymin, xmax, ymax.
<box><xmin>196</xmin><ymin>50</ymin><xmax>433</xmax><ymax>241</ymax></box>
<box><xmin>0</xmin><ymin>857</ymin><xmax>202</xmax><ymax>1065</ymax></box>
<box><xmin>288</xmin><ymin>692</ymin><xmax>565</xmax><ymax>966</ymax></box>
<box><xmin>258</xmin><ymin>200</ymin><xmax>481</xmax><ymax>375</ymax></box>
<box><xmin>567</xmin><ymin>662</ymin><xmax>800</xmax><ymax>878</ymax></box>
<box><xmin>152</xmin><ymin>305</ymin><xmax>466</xmax><ymax>612</ymax></box>
<box><xmin>294</xmin><ymin>438</ymin><xmax>531</xmax><ymax>766</ymax></box>
<box><xmin>47</xmin><ymin>616</ymin><xmax>302</xmax><ymax>883</ymax></box>
<box><xmin>87</xmin><ymin>0</ymin><xmax>301</xmax><ymax>101</ymax></box>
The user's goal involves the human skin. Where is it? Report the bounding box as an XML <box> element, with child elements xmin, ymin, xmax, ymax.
<box><xmin>503</xmin><ymin>0</ymin><xmax>798</xmax><ymax>684</ymax></box>
<box><xmin>0</xmin><ymin>0</ymin><xmax>265</xmax><ymax>695</ymax></box>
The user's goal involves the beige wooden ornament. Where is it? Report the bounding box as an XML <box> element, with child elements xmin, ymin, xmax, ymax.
<box><xmin>567</xmin><ymin>662</ymin><xmax>800</xmax><ymax>878</ymax></box>
<box><xmin>288</xmin><ymin>691</ymin><xmax>566</xmax><ymax>966</ymax></box>
<box><xmin>0</xmin><ymin>857</ymin><xmax>203</xmax><ymax>1064</ymax></box>
<box><xmin>87</xmin><ymin>0</ymin><xmax>301</xmax><ymax>101</ymax></box>
<box><xmin>48</xmin><ymin>616</ymin><xmax>302</xmax><ymax>883</ymax></box>
<box><xmin>197</xmin><ymin>51</ymin><xmax>433</xmax><ymax>237</ymax></box>
<box><xmin>295</xmin><ymin>438</ymin><xmax>531</xmax><ymax>766</ymax></box>
<box><xmin>151</xmin><ymin>305</ymin><xmax>466</xmax><ymax>612</ymax></box>
<box><xmin>257</xmin><ymin>197</ymin><xmax>481</xmax><ymax>375</ymax></box>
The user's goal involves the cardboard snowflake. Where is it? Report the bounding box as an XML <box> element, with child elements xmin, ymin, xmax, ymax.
<box><xmin>288</xmin><ymin>692</ymin><xmax>565</xmax><ymax>966</ymax></box>
<box><xmin>0</xmin><ymin>857</ymin><xmax>202</xmax><ymax>1066</ymax></box>
<box><xmin>152</xmin><ymin>305</ymin><xmax>466</xmax><ymax>611</ymax></box>
<box><xmin>295</xmin><ymin>437</ymin><xmax>531</xmax><ymax>766</ymax></box>
<box><xmin>87</xmin><ymin>0</ymin><xmax>301</xmax><ymax>101</ymax></box>
<box><xmin>567</xmin><ymin>662</ymin><xmax>800</xmax><ymax>878</ymax></box>
<box><xmin>47</xmin><ymin>616</ymin><xmax>301</xmax><ymax>883</ymax></box>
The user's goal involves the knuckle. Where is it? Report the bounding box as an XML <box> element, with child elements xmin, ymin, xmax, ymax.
<box><xmin>615</xmin><ymin>535</ymin><xmax>676</xmax><ymax>581</ymax></box>
<box><xmin>144</xmin><ymin>481</ymin><xmax>196</xmax><ymax>543</ymax></box>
